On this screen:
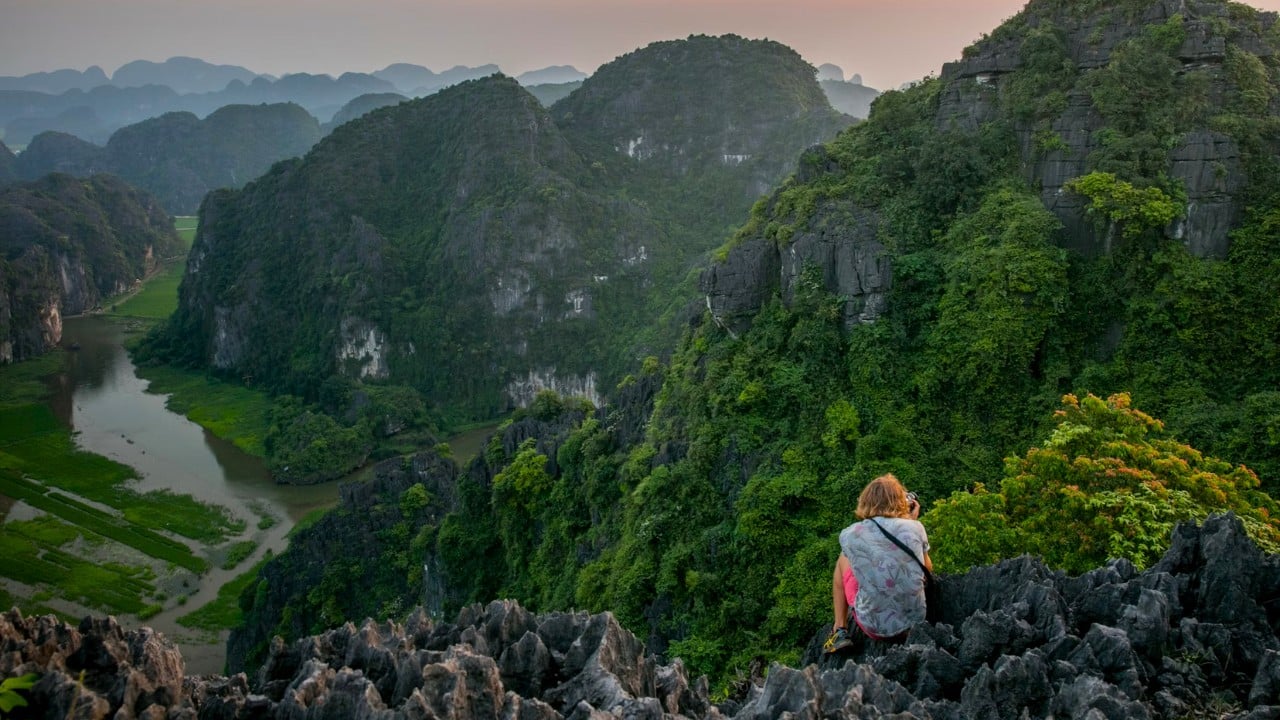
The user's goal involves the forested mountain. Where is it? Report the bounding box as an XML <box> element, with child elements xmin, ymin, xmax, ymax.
<box><xmin>0</xmin><ymin>61</ymin><xmax>506</xmax><ymax>145</ymax></box>
<box><xmin>155</xmin><ymin>35</ymin><xmax>850</xmax><ymax>426</ymax></box>
<box><xmin>226</xmin><ymin>0</ymin><xmax>1280</xmax><ymax>688</ymax></box>
<box><xmin>16</xmin><ymin>103</ymin><xmax>322</xmax><ymax>213</ymax></box>
<box><xmin>0</xmin><ymin>65</ymin><xmax>108</xmax><ymax>94</ymax></box>
<box><xmin>372</xmin><ymin>63</ymin><xmax>500</xmax><ymax>95</ymax></box>
<box><xmin>14</xmin><ymin>131</ymin><xmax>107</xmax><ymax>177</ymax></box>
<box><xmin>0</xmin><ymin>173</ymin><xmax>180</xmax><ymax>362</ymax></box>
<box><xmin>0</xmin><ymin>140</ymin><xmax>14</xmax><ymax>183</ymax></box>
<box><xmin>516</xmin><ymin>65</ymin><xmax>588</xmax><ymax>85</ymax></box>
<box><xmin>820</xmin><ymin>78</ymin><xmax>880</xmax><ymax>118</ymax></box>
<box><xmin>111</xmin><ymin>57</ymin><xmax>262</xmax><ymax>94</ymax></box>
<box><xmin>323</xmin><ymin>92</ymin><xmax>407</xmax><ymax>133</ymax></box>
<box><xmin>526</xmin><ymin>81</ymin><xmax>583</xmax><ymax>107</ymax></box>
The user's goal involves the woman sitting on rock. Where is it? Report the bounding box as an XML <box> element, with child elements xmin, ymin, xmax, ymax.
<box><xmin>824</xmin><ymin>473</ymin><xmax>931</xmax><ymax>652</ymax></box>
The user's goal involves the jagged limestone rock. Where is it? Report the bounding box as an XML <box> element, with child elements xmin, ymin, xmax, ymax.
<box><xmin>8</xmin><ymin>514</ymin><xmax>1280</xmax><ymax>718</ymax></box>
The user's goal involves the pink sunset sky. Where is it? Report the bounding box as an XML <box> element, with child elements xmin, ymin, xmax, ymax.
<box><xmin>4</xmin><ymin>0</ymin><xmax>1280</xmax><ymax>89</ymax></box>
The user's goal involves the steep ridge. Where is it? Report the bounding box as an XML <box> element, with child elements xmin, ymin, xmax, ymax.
<box><xmin>323</xmin><ymin>92</ymin><xmax>407</xmax><ymax>133</ymax></box>
<box><xmin>0</xmin><ymin>139</ymin><xmax>14</xmax><ymax>184</ymax></box>
<box><xmin>553</xmin><ymin>34</ymin><xmax>846</xmax><ymax>211</ymax></box>
<box><xmin>208</xmin><ymin>0</ymin><xmax>1280</xmax><ymax>690</ymax></box>
<box><xmin>15</xmin><ymin>103</ymin><xmax>322</xmax><ymax>214</ymax></box>
<box><xmin>7</xmin><ymin>515</ymin><xmax>1280</xmax><ymax>719</ymax></box>
<box><xmin>699</xmin><ymin>0</ymin><xmax>1280</xmax><ymax>487</ymax></box>
<box><xmin>159</xmin><ymin>36</ymin><xmax>851</xmax><ymax>423</ymax></box>
<box><xmin>0</xmin><ymin>173</ymin><xmax>180</xmax><ymax>361</ymax></box>
<box><xmin>111</xmin><ymin>57</ymin><xmax>261</xmax><ymax>94</ymax></box>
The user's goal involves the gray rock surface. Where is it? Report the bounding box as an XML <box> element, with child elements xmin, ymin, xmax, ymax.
<box><xmin>701</xmin><ymin>199</ymin><xmax>890</xmax><ymax>334</ymax></box>
<box><xmin>8</xmin><ymin>515</ymin><xmax>1280</xmax><ymax>718</ymax></box>
<box><xmin>938</xmin><ymin>0</ymin><xmax>1276</xmax><ymax>258</ymax></box>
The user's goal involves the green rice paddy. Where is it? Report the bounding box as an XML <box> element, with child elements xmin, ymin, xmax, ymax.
<box><xmin>177</xmin><ymin>555</ymin><xmax>270</xmax><ymax>632</ymax></box>
<box><xmin>108</xmin><ymin>216</ymin><xmax>196</xmax><ymax>320</ymax></box>
<box><xmin>0</xmin><ymin>216</ymin><xmax>258</xmax><ymax>621</ymax></box>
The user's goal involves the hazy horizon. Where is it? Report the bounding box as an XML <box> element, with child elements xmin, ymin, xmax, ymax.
<box><xmin>8</xmin><ymin>0</ymin><xmax>1280</xmax><ymax>91</ymax></box>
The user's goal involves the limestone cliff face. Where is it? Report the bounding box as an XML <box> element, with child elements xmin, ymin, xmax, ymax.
<box><xmin>938</xmin><ymin>0</ymin><xmax>1273</xmax><ymax>258</ymax></box>
<box><xmin>703</xmin><ymin>0</ymin><xmax>1280</xmax><ymax>332</ymax></box>
<box><xmin>701</xmin><ymin>146</ymin><xmax>893</xmax><ymax>335</ymax></box>
<box><xmin>0</xmin><ymin>173</ymin><xmax>179</xmax><ymax>361</ymax></box>
<box><xmin>168</xmin><ymin>37</ymin><xmax>851</xmax><ymax>420</ymax></box>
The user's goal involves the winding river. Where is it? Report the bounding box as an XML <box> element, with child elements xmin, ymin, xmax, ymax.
<box><xmin>50</xmin><ymin>316</ymin><xmax>341</xmax><ymax>674</ymax></box>
<box><xmin>21</xmin><ymin>315</ymin><xmax>499</xmax><ymax>673</ymax></box>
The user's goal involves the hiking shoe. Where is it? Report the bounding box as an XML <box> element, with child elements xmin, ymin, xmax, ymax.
<box><xmin>823</xmin><ymin>626</ymin><xmax>853</xmax><ymax>654</ymax></box>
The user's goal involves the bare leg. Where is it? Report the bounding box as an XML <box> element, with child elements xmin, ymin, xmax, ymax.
<box><xmin>832</xmin><ymin>554</ymin><xmax>851</xmax><ymax>629</ymax></box>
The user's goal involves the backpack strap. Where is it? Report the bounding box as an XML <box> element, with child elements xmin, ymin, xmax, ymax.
<box><xmin>869</xmin><ymin>518</ymin><xmax>930</xmax><ymax>578</ymax></box>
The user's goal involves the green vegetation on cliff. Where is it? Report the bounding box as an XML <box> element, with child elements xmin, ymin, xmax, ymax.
<box><xmin>231</xmin><ymin>0</ymin><xmax>1280</xmax><ymax>684</ymax></box>
<box><xmin>0</xmin><ymin>173</ymin><xmax>181</xmax><ymax>361</ymax></box>
<box><xmin>148</xmin><ymin>36</ymin><xmax>851</xmax><ymax>431</ymax></box>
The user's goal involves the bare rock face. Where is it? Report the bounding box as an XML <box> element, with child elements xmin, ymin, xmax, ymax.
<box><xmin>939</xmin><ymin>0</ymin><xmax>1274</xmax><ymax>259</ymax></box>
<box><xmin>9</xmin><ymin>514</ymin><xmax>1280</xmax><ymax>719</ymax></box>
<box><xmin>0</xmin><ymin>173</ymin><xmax>180</xmax><ymax>362</ymax></box>
<box><xmin>0</xmin><ymin>613</ymin><xmax>184</xmax><ymax>720</ymax></box>
<box><xmin>701</xmin><ymin>146</ymin><xmax>892</xmax><ymax>335</ymax></box>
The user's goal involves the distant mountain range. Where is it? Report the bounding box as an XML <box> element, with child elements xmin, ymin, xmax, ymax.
<box><xmin>0</xmin><ymin>56</ymin><xmax>875</xmax><ymax>148</ymax></box>
<box><xmin>159</xmin><ymin>35</ymin><xmax>854</xmax><ymax>427</ymax></box>
<box><xmin>14</xmin><ymin>103</ymin><xmax>322</xmax><ymax>214</ymax></box>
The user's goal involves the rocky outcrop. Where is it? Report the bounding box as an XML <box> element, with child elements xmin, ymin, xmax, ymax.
<box><xmin>229</xmin><ymin>405</ymin><xmax>602</xmax><ymax>676</ymax></box>
<box><xmin>8</xmin><ymin>515</ymin><xmax>1280</xmax><ymax>719</ymax></box>
<box><xmin>225</xmin><ymin>451</ymin><xmax>462</xmax><ymax>674</ymax></box>
<box><xmin>701</xmin><ymin>148</ymin><xmax>891</xmax><ymax>334</ymax></box>
<box><xmin>0</xmin><ymin>173</ymin><xmax>180</xmax><ymax>362</ymax></box>
<box><xmin>940</xmin><ymin>0</ymin><xmax>1276</xmax><ymax>258</ymax></box>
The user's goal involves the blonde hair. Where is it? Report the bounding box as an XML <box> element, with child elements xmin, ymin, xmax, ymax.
<box><xmin>856</xmin><ymin>473</ymin><xmax>910</xmax><ymax>520</ymax></box>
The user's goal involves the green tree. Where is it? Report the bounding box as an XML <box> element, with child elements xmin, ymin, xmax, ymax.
<box><xmin>1064</xmin><ymin>172</ymin><xmax>1181</xmax><ymax>240</ymax></box>
<box><xmin>926</xmin><ymin>393</ymin><xmax>1280</xmax><ymax>573</ymax></box>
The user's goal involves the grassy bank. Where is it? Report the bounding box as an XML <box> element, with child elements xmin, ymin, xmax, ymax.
<box><xmin>108</xmin><ymin>216</ymin><xmax>196</xmax><ymax>321</ymax></box>
<box><xmin>134</xmin><ymin>365</ymin><xmax>273</xmax><ymax>458</ymax></box>
<box><xmin>177</xmin><ymin>555</ymin><xmax>270</xmax><ymax>632</ymax></box>
<box><xmin>0</xmin><ymin>364</ymin><xmax>230</xmax><ymax>614</ymax></box>
<box><xmin>0</xmin><ymin>220</ymin><xmax>254</xmax><ymax>619</ymax></box>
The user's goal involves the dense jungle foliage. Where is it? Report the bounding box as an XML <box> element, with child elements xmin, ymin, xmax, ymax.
<box><xmin>141</xmin><ymin>35</ymin><xmax>850</xmax><ymax>440</ymax></box>
<box><xmin>0</xmin><ymin>173</ymin><xmax>180</xmax><ymax>360</ymax></box>
<box><xmin>234</xmin><ymin>0</ymin><xmax>1280</xmax><ymax>684</ymax></box>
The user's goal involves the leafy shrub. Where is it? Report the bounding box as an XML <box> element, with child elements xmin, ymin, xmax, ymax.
<box><xmin>926</xmin><ymin>393</ymin><xmax>1280</xmax><ymax>573</ymax></box>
